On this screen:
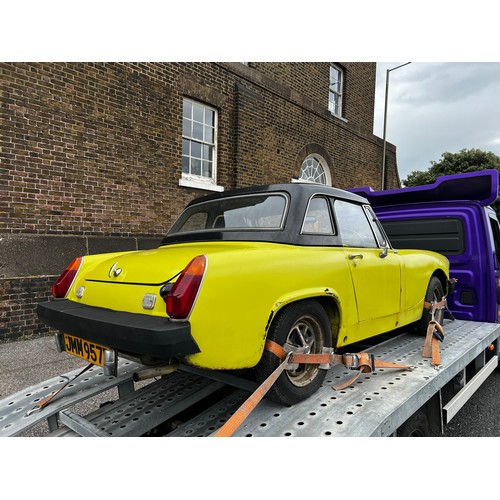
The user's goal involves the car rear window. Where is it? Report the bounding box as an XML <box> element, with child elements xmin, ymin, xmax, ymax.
<box><xmin>169</xmin><ymin>193</ymin><xmax>288</xmax><ymax>234</ymax></box>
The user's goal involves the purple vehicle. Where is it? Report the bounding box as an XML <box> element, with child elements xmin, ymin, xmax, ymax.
<box><xmin>351</xmin><ymin>169</ymin><xmax>500</xmax><ymax>323</ymax></box>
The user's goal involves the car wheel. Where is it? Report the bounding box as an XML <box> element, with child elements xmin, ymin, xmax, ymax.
<box><xmin>416</xmin><ymin>276</ymin><xmax>445</xmax><ymax>336</ymax></box>
<box><xmin>255</xmin><ymin>300</ymin><xmax>332</xmax><ymax>406</ymax></box>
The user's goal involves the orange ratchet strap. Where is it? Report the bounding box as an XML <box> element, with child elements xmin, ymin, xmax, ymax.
<box><xmin>214</xmin><ymin>350</ymin><xmax>293</xmax><ymax>437</ymax></box>
<box><xmin>264</xmin><ymin>340</ymin><xmax>413</xmax><ymax>390</ymax></box>
<box><xmin>214</xmin><ymin>340</ymin><xmax>412</xmax><ymax>437</ymax></box>
<box><xmin>423</xmin><ymin>299</ymin><xmax>448</xmax><ymax>367</ymax></box>
<box><xmin>26</xmin><ymin>363</ymin><xmax>94</xmax><ymax>416</ymax></box>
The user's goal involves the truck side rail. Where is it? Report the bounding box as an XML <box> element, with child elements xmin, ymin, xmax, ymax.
<box><xmin>350</xmin><ymin>169</ymin><xmax>498</xmax><ymax>207</ymax></box>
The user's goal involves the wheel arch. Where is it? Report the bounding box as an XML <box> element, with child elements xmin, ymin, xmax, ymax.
<box><xmin>432</xmin><ymin>268</ymin><xmax>449</xmax><ymax>296</ymax></box>
<box><xmin>265</xmin><ymin>290</ymin><xmax>341</xmax><ymax>346</ymax></box>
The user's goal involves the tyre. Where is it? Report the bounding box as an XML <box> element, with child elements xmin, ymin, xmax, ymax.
<box><xmin>416</xmin><ymin>276</ymin><xmax>445</xmax><ymax>336</ymax></box>
<box><xmin>255</xmin><ymin>300</ymin><xmax>332</xmax><ymax>406</ymax></box>
<box><xmin>396</xmin><ymin>409</ymin><xmax>431</xmax><ymax>437</ymax></box>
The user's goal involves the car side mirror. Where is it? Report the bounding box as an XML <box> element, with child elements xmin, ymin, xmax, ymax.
<box><xmin>379</xmin><ymin>247</ymin><xmax>388</xmax><ymax>258</ymax></box>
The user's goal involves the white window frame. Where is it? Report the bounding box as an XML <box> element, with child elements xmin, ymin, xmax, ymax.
<box><xmin>296</xmin><ymin>154</ymin><xmax>332</xmax><ymax>186</ymax></box>
<box><xmin>328</xmin><ymin>64</ymin><xmax>343</xmax><ymax>117</ymax></box>
<box><xmin>180</xmin><ymin>98</ymin><xmax>223</xmax><ymax>192</ymax></box>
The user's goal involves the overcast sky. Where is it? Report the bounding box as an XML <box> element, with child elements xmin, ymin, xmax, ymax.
<box><xmin>373</xmin><ymin>62</ymin><xmax>500</xmax><ymax>182</ymax></box>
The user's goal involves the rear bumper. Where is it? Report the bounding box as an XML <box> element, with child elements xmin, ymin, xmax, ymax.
<box><xmin>37</xmin><ymin>300</ymin><xmax>200</xmax><ymax>359</ymax></box>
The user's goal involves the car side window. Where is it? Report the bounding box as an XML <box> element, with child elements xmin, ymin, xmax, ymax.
<box><xmin>302</xmin><ymin>196</ymin><xmax>335</xmax><ymax>234</ymax></box>
<box><xmin>334</xmin><ymin>200</ymin><xmax>378</xmax><ymax>248</ymax></box>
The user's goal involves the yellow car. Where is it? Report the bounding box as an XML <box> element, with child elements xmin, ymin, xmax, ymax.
<box><xmin>37</xmin><ymin>183</ymin><xmax>450</xmax><ymax>405</ymax></box>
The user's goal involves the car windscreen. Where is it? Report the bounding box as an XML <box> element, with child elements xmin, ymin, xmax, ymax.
<box><xmin>168</xmin><ymin>193</ymin><xmax>288</xmax><ymax>234</ymax></box>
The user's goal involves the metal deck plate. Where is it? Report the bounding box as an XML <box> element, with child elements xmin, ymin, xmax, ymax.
<box><xmin>169</xmin><ymin>320</ymin><xmax>500</xmax><ymax>437</ymax></box>
<box><xmin>227</xmin><ymin>320</ymin><xmax>500</xmax><ymax>436</ymax></box>
<box><xmin>0</xmin><ymin>358</ymin><xmax>143</xmax><ymax>437</ymax></box>
<box><xmin>168</xmin><ymin>390</ymin><xmax>249</xmax><ymax>437</ymax></box>
<box><xmin>51</xmin><ymin>370</ymin><xmax>225</xmax><ymax>436</ymax></box>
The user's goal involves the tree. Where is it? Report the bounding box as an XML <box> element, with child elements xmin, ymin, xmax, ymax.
<box><xmin>403</xmin><ymin>148</ymin><xmax>500</xmax><ymax>187</ymax></box>
<box><xmin>402</xmin><ymin>148</ymin><xmax>500</xmax><ymax>215</ymax></box>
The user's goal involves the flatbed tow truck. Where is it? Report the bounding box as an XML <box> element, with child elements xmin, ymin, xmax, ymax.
<box><xmin>5</xmin><ymin>172</ymin><xmax>499</xmax><ymax>439</ymax></box>
<box><xmin>1</xmin><ymin>318</ymin><xmax>499</xmax><ymax>437</ymax></box>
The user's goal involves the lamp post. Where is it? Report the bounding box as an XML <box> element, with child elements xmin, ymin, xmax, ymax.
<box><xmin>381</xmin><ymin>62</ymin><xmax>411</xmax><ymax>190</ymax></box>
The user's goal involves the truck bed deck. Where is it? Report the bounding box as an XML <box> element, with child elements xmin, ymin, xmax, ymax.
<box><xmin>1</xmin><ymin>319</ymin><xmax>498</xmax><ymax>437</ymax></box>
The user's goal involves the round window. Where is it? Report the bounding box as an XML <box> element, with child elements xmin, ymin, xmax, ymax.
<box><xmin>298</xmin><ymin>155</ymin><xmax>331</xmax><ymax>185</ymax></box>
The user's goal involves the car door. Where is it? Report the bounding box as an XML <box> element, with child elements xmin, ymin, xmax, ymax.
<box><xmin>334</xmin><ymin>200</ymin><xmax>402</xmax><ymax>323</ymax></box>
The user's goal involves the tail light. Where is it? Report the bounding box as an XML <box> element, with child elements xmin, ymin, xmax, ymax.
<box><xmin>52</xmin><ymin>257</ymin><xmax>83</xmax><ymax>298</ymax></box>
<box><xmin>166</xmin><ymin>255</ymin><xmax>207</xmax><ymax>320</ymax></box>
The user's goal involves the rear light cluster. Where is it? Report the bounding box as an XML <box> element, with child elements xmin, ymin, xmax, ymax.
<box><xmin>52</xmin><ymin>254</ymin><xmax>207</xmax><ymax>320</ymax></box>
<box><xmin>166</xmin><ymin>255</ymin><xmax>207</xmax><ymax>320</ymax></box>
<box><xmin>52</xmin><ymin>257</ymin><xmax>83</xmax><ymax>298</ymax></box>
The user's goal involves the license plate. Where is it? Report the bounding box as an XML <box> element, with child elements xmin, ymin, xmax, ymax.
<box><xmin>63</xmin><ymin>334</ymin><xmax>108</xmax><ymax>367</ymax></box>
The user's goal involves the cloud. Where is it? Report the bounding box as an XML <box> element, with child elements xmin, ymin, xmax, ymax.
<box><xmin>375</xmin><ymin>62</ymin><xmax>500</xmax><ymax>180</ymax></box>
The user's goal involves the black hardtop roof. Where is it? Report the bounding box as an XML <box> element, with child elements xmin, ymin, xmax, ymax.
<box><xmin>163</xmin><ymin>182</ymin><xmax>369</xmax><ymax>247</ymax></box>
<box><xmin>186</xmin><ymin>182</ymin><xmax>368</xmax><ymax>207</ymax></box>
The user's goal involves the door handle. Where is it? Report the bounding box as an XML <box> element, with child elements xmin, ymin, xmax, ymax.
<box><xmin>348</xmin><ymin>253</ymin><xmax>363</xmax><ymax>266</ymax></box>
<box><xmin>348</xmin><ymin>253</ymin><xmax>363</xmax><ymax>260</ymax></box>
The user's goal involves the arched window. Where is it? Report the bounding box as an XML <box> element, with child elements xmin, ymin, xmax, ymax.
<box><xmin>298</xmin><ymin>155</ymin><xmax>332</xmax><ymax>185</ymax></box>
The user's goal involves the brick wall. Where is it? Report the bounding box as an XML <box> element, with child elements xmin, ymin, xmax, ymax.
<box><xmin>1</xmin><ymin>62</ymin><xmax>399</xmax><ymax>342</ymax></box>
<box><xmin>0</xmin><ymin>277</ymin><xmax>54</xmax><ymax>341</ymax></box>
<box><xmin>249</xmin><ymin>62</ymin><xmax>376</xmax><ymax>130</ymax></box>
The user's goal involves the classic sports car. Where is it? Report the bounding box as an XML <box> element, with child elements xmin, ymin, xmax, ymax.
<box><xmin>37</xmin><ymin>183</ymin><xmax>450</xmax><ymax>405</ymax></box>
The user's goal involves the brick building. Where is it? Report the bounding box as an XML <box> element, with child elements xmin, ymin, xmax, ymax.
<box><xmin>0</xmin><ymin>62</ymin><xmax>400</xmax><ymax>342</ymax></box>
